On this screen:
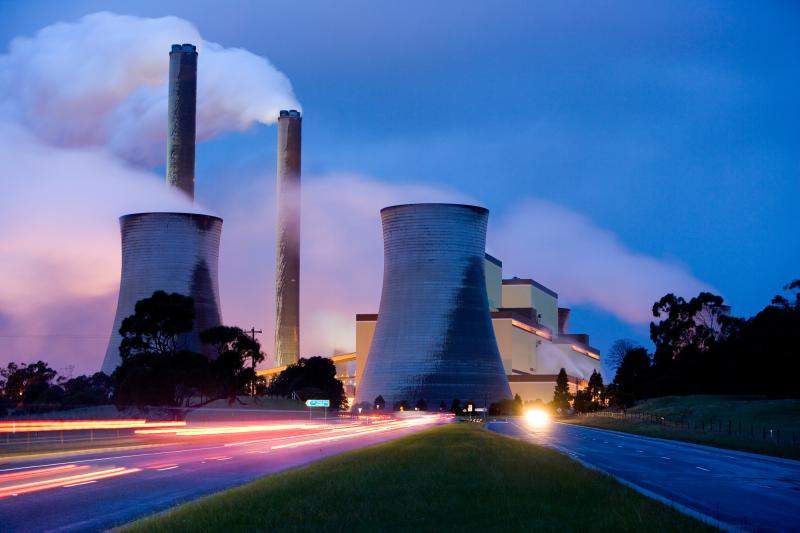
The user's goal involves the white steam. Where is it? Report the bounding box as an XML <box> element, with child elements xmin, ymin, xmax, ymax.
<box><xmin>0</xmin><ymin>12</ymin><xmax>299</xmax><ymax>166</ymax></box>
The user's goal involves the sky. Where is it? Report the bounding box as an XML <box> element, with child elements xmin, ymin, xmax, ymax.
<box><xmin>0</xmin><ymin>1</ymin><xmax>798</xmax><ymax>378</ymax></box>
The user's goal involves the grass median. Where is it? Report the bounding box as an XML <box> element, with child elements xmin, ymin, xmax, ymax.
<box><xmin>120</xmin><ymin>423</ymin><xmax>715</xmax><ymax>532</ymax></box>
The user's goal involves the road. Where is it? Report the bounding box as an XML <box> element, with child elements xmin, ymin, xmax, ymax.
<box><xmin>488</xmin><ymin>419</ymin><xmax>800</xmax><ymax>532</ymax></box>
<box><xmin>0</xmin><ymin>416</ymin><xmax>445</xmax><ymax>532</ymax></box>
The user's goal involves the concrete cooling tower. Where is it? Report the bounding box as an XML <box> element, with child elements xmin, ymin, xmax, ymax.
<box><xmin>101</xmin><ymin>213</ymin><xmax>223</xmax><ymax>374</ymax></box>
<box><xmin>356</xmin><ymin>203</ymin><xmax>512</xmax><ymax>408</ymax></box>
<box><xmin>102</xmin><ymin>43</ymin><xmax>223</xmax><ymax>374</ymax></box>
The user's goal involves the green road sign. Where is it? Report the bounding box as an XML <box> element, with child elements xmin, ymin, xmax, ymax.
<box><xmin>305</xmin><ymin>399</ymin><xmax>330</xmax><ymax>407</ymax></box>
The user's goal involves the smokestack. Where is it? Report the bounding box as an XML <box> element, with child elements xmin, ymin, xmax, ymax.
<box><xmin>558</xmin><ymin>307</ymin><xmax>571</xmax><ymax>336</ymax></box>
<box><xmin>274</xmin><ymin>109</ymin><xmax>302</xmax><ymax>366</ymax></box>
<box><xmin>166</xmin><ymin>43</ymin><xmax>198</xmax><ymax>200</ymax></box>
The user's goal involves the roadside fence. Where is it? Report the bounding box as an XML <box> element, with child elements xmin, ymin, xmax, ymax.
<box><xmin>575</xmin><ymin>409</ymin><xmax>800</xmax><ymax>450</ymax></box>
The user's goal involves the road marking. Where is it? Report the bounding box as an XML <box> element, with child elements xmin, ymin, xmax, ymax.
<box><xmin>216</xmin><ymin>456</ymin><xmax>232</xmax><ymax>461</ymax></box>
<box><xmin>636</xmin><ymin>450</ymin><xmax>644</xmax><ymax>453</ymax></box>
<box><xmin>617</xmin><ymin>445</ymin><xmax>623</xmax><ymax>448</ymax></box>
<box><xmin>661</xmin><ymin>456</ymin><xmax>671</xmax><ymax>460</ymax></box>
<box><xmin>156</xmin><ymin>465</ymin><xmax>179</xmax><ymax>471</ymax></box>
<box><xmin>696</xmin><ymin>466</ymin><xmax>710</xmax><ymax>472</ymax></box>
<box><xmin>63</xmin><ymin>480</ymin><xmax>96</xmax><ymax>488</ymax></box>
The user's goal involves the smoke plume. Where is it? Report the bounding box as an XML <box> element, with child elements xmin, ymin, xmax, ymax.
<box><xmin>0</xmin><ymin>11</ymin><xmax>299</xmax><ymax>166</ymax></box>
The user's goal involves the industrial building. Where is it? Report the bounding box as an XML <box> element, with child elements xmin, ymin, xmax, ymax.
<box><xmin>353</xmin><ymin>252</ymin><xmax>600</xmax><ymax>404</ymax></box>
<box><xmin>102</xmin><ymin>44</ymin><xmax>224</xmax><ymax>374</ymax></box>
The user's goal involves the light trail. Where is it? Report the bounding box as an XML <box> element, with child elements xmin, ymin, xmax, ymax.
<box><xmin>134</xmin><ymin>422</ymin><xmax>330</xmax><ymax>437</ymax></box>
<box><xmin>0</xmin><ymin>467</ymin><xmax>141</xmax><ymax>498</ymax></box>
<box><xmin>0</xmin><ymin>464</ymin><xmax>88</xmax><ymax>483</ymax></box>
<box><xmin>270</xmin><ymin>416</ymin><xmax>441</xmax><ymax>450</ymax></box>
<box><xmin>0</xmin><ymin>420</ymin><xmax>186</xmax><ymax>433</ymax></box>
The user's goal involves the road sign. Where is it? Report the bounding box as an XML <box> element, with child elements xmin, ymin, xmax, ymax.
<box><xmin>305</xmin><ymin>399</ymin><xmax>330</xmax><ymax>407</ymax></box>
<box><xmin>475</xmin><ymin>407</ymin><xmax>487</xmax><ymax>412</ymax></box>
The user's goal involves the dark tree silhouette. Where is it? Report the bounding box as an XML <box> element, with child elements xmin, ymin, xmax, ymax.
<box><xmin>553</xmin><ymin>368</ymin><xmax>572</xmax><ymax>413</ymax></box>
<box><xmin>374</xmin><ymin>395</ymin><xmax>386</xmax><ymax>411</ymax></box>
<box><xmin>266</xmin><ymin>356</ymin><xmax>346</xmax><ymax>408</ymax></box>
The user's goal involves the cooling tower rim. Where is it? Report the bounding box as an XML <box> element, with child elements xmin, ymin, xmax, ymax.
<box><xmin>119</xmin><ymin>211</ymin><xmax>223</xmax><ymax>223</ymax></box>
<box><xmin>380</xmin><ymin>203</ymin><xmax>488</xmax><ymax>215</ymax></box>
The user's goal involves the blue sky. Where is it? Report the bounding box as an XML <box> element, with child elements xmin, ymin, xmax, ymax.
<box><xmin>2</xmin><ymin>1</ymin><xmax>798</xmax><ymax>377</ymax></box>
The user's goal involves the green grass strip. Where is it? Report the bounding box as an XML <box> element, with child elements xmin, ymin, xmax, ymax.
<box><xmin>121</xmin><ymin>423</ymin><xmax>716</xmax><ymax>533</ymax></box>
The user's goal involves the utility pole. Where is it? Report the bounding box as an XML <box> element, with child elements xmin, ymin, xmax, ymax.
<box><xmin>247</xmin><ymin>327</ymin><xmax>263</xmax><ymax>397</ymax></box>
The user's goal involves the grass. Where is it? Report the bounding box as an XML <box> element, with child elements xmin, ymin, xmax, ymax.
<box><xmin>120</xmin><ymin>424</ymin><xmax>715</xmax><ymax>533</ymax></box>
<box><xmin>567</xmin><ymin>395</ymin><xmax>800</xmax><ymax>460</ymax></box>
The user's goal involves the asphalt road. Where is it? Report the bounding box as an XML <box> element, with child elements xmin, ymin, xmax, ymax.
<box><xmin>488</xmin><ymin>420</ymin><xmax>800</xmax><ymax>532</ymax></box>
<box><xmin>0</xmin><ymin>417</ymin><xmax>444</xmax><ymax>532</ymax></box>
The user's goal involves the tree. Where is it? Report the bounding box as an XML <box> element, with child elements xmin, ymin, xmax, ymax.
<box><xmin>118</xmin><ymin>291</ymin><xmax>196</xmax><ymax>361</ymax></box>
<box><xmin>587</xmin><ymin>370</ymin><xmax>605</xmax><ymax>406</ymax></box>
<box><xmin>606</xmin><ymin>339</ymin><xmax>639</xmax><ymax>374</ymax></box>
<box><xmin>113</xmin><ymin>291</ymin><xmax>209</xmax><ymax>409</ymax></box>
<box><xmin>266</xmin><ymin>356</ymin><xmax>346</xmax><ymax>408</ymax></box>
<box><xmin>60</xmin><ymin>372</ymin><xmax>113</xmax><ymax>406</ymax></box>
<box><xmin>649</xmin><ymin>292</ymin><xmax>729</xmax><ymax>395</ymax></box>
<box><xmin>113</xmin><ymin>291</ymin><xmax>258</xmax><ymax>410</ymax></box>
<box><xmin>610</xmin><ymin>347</ymin><xmax>651</xmax><ymax>406</ymax></box>
<box><xmin>201</xmin><ymin>326</ymin><xmax>264</xmax><ymax>402</ymax></box>
<box><xmin>374</xmin><ymin>395</ymin><xmax>386</xmax><ymax>411</ymax></box>
<box><xmin>415</xmin><ymin>398</ymin><xmax>428</xmax><ymax>411</ymax></box>
<box><xmin>572</xmin><ymin>389</ymin><xmax>593</xmax><ymax>413</ymax></box>
<box><xmin>0</xmin><ymin>361</ymin><xmax>59</xmax><ymax>408</ymax></box>
<box><xmin>449</xmin><ymin>398</ymin><xmax>462</xmax><ymax>415</ymax></box>
<box><xmin>553</xmin><ymin>368</ymin><xmax>572</xmax><ymax>413</ymax></box>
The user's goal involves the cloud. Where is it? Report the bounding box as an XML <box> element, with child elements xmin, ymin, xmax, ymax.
<box><xmin>489</xmin><ymin>198</ymin><xmax>712</xmax><ymax>323</ymax></box>
<box><xmin>0</xmin><ymin>11</ymin><xmax>299</xmax><ymax>166</ymax></box>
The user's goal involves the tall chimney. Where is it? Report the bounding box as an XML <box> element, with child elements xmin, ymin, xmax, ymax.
<box><xmin>558</xmin><ymin>307</ymin><xmax>571</xmax><ymax>336</ymax></box>
<box><xmin>274</xmin><ymin>110</ymin><xmax>302</xmax><ymax>366</ymax></box>
<box><xmin>166</xmin><ymin>43</ymin><xmax>198</xmax><ymax>200</ymax></box>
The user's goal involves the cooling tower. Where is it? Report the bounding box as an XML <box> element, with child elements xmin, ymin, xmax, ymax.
<box><xmin>101</xmin><ymin>213</ymin><xmax>223</xmax><ymax>374</ymax></box>
<box><xmin>274</xmin><ymin>110</ymin><xmax>302</xmax><ymax>366</ymax></box>
<box><xmin>356</xmin><ymin>203</ymin><xmax>512</xmax><ymax>408</ymax></box>
<box><xmin>166</xmin><ymin>43</ymin><xmax>197</xmax><ymax>200</ymax></box>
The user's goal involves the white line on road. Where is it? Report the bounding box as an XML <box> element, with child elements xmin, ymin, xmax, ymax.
<box><xmin>157</xmin><ymin>465</ymin><xmax>179</xmax><ymax>471</ymax></box>
<box><xmin>661</xmin><ymin>456</ymin><xmax>671</xmax><ymax>460</ymax></box>
<box><xmin>696</xmin><ymin>466</ymin><xmax>710</xmax><ymax>472</ymax></box>
<box><xmin>64</xmin><ymin>480</ymin><xmax>97</xmax><ymax>488</ymax></box>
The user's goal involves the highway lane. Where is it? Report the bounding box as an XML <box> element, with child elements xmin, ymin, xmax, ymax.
<box><xmin>0</xmin><ymin>416</ymin><xmax>446</xmax><ymax>532</ymax></box>
<box><xmin>488</xmin><ymin>420</ymin><xmax>800</xmax><ymax>532</ymax></box>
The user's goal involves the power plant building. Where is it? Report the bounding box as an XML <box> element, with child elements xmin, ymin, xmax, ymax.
<box><xmin>354</xmin><ymin>254</ymin><xmax>601</xmax><ymax>404</ymax></box>
<box><xmin>102</xmin><ymin>44</ymin><xmax>224</xmax><ymax>374</ymax></box>
<box><xmin>354</xmin><ymin>204</ymin><xmax>512</xmax><ymax>408</ymax></box>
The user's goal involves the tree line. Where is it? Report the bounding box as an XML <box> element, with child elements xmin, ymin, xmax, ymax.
<box><xmin>605</xmin><ymin>280</ymin><xmax>800</xmax><ymax>407</ymax></box>
<box><xmin>1</xmin><ymin>290</ymin><xmax>346</xmax><ymax>416</ymax></box>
